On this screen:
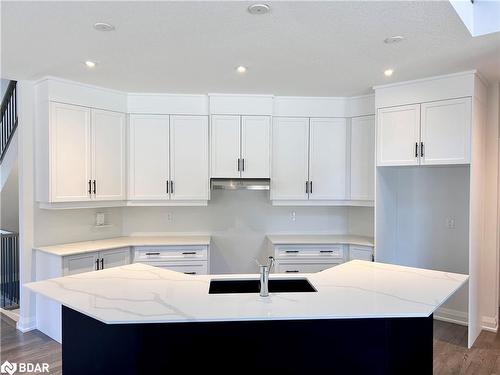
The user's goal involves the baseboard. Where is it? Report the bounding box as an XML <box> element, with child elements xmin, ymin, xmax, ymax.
<box><xmin>434</xmin><ymin>307</ymin><xmax>468</xmax><ymax>326</ymax></box>
<box><xmin>16</xmin><ymin>316</ymin><xmax>36</xmax><ymax>332</ymax></box>
<box><xmin>481</xmin><ymin>315</ymin><xmax>498</xmax><ymax>332</ymax></box>
<box><xmin>434</xmin><ymin>307</ymin><xmax>498</xmax><ymax>333</ymax></box>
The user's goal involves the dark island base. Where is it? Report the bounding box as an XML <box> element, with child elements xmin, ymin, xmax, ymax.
<box><xmin>62</xmin><ymin>306</ymin><xmax>433</xmax><ymax>374</ymax></box>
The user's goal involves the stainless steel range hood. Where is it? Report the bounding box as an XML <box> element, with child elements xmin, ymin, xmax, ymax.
<box><xmin>210</xmin><ymin>178</ymin><xmax>270</xmax><ymax>191</ymax></box>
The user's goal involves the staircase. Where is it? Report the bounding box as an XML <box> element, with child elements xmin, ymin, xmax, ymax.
<box><xmin>0</xmin><ymin>81</ymin><xmax>19</xmax><ymax>310</ymax></box>
<box><xmin>0</xmin><ymin>80</ymin><xmax>17</xmax><ymax>164</ymax></box>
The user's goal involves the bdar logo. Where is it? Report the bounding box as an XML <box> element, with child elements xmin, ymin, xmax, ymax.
<box><xmin>0</xmin><ymin>361</ymin><xmax>17</xmax><ymax>375</ymax></box>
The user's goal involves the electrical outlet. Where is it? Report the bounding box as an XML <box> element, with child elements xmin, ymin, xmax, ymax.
<box><xmin>167</xmin><ymin>213</ymin><xmax>173</xmax><ymax>221</ymax></box>
<box><xmin>95</xmin><ymin>212</ymin><xmax>105</xmax><ymax>226</ymax></box>
<box><xmin>446</xmin><ymin>217</ymin><xmax>456</xmax><ymax>229</ymax></box>
<box><xmin>291</xmin><ymin>211</ymin><xmax>296</xmax><ymax>222</ymax></box>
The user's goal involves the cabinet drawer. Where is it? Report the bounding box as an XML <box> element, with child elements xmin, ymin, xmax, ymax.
<box><xmin>275</xmin><ymin>245</ymin><xmax>345</xmax><ymax>259</ymax></box>
<box><xmin>349</xmin><ymin>245</ymin><xmax>373</xmax><ymax>261</ymax></box>
<box><xmin>143</xmin><ymin>261</ymin><xmax>208</xmax><ymax>275</ymax></box>
<box><xmin>134</xmin><ymin>246</ymin><xmax>208</xmax><ymax>262</ymax></box>
<box><xmin>275</xmin><ymin>262</ymin><xmax>339</xmax><ymax>274</ymax></box>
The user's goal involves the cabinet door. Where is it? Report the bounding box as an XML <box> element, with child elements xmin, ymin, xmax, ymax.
<box><xmin>309</xmin><ymin>118</ymin><xmax>348</xmax><ymax>200</ymax></box>
<box><xmin>271</xmin><ymin>117</ymin><xmax>310</xmax><ymax>200</ymax></box>
<box><xmin>100</xmin><ymin>248</ymin><xmax>131</xmax><ymax>270</ymax></box>
<box><xmin>210</xmin><ymin>115</ymin><xmax>241</xmax><ymax>178</ymax></box>
<box><xmin>377</xmin><ymin>105</ymin><xmax>420</xmax><ymax>166</ymax></box>
<box><xmin>349</xmin><ymin>245</ymin><xmax>374</xmax><ymax>261</ymax></box>
<box><xmin>420</xmin><ymin>98</ymin><xmax>472</xmax><ymax>165</ymax></box>
<box><xmin>170</xmin><ymin>116</ymin><xmax>209</xmax><ymax>200</ymax></box>
<box><xmin>128</xmin><ymin>115</ymin><xmax>170</xmax><ymax>200</ymax></box>
<box><xmin>91</xmin><ymin>109</ymin><xmax>126</xmax><ymax>200</ymax></box>
<box><xmin>241</xmin><ymin>116</ymin><xmax>270</xmax><ymax>178</ymax></box>
<box><xmin>63</xmin><ymin>252</ymin><xmax>99</xmax><ymax>276</ymax></box>
<box><xmin>350</xmin><ymin>116</ymin><xmax>375</xmax><ymax>200</ymax></box>
<box><xmin>50</xmin><ymin>102</ymin><xmax>91</xmax><ymax>202</ymax></box>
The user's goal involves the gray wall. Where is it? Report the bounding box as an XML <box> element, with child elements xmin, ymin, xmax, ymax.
<box><xmin>0</xmin><ymin>160</ymin><xmax>19</xmax><ymax>232</ymax></box>
<box><xmin>33</xmin><ymin>190</ymin><xmax>374</xmax><ymax>274</ymax></box>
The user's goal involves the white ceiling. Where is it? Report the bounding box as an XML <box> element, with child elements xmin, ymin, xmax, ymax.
<box><xmin>2</xmin><ymin>1</ymin><xmax>499</xmax><ymax>96</ymax></box>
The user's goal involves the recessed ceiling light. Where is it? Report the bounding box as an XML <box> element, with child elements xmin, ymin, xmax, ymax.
<box><xmin>236</xmin><ymin>66</ymin><xmax>247</xmax><ymax>74</ymax></box>
<box><xmin>248</xmin><ymin>4</ymin><xmax>270</xmax><ymax>15</ymax></box>
<box><xmin>384</xmin><ymin>69</ymin><xmax>394</xmax><ymax>77</ymax></box>
<box><xmin>93</xmin><ymin>22</ymin><xmax>115</xmax><ymax>31</ymax></box>
<box><xmin>85</xmin><ymin>61</ymin><xmax>97</xmax><ymax>68</ymax></box>
<box><xmin>384</xmin><ymin>36</ymin><xmax>404</xmax><ymax>44</ymax></box>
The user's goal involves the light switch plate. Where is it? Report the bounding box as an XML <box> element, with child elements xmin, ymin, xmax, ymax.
<box><xmin>96</xmin><ymin>212</ymin><xmax>106</xmax><ymax>226</ymax></box>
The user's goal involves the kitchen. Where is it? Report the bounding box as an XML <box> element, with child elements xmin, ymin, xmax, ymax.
<box><xmin>1</xmin><ymin>1</ymin><xmax>500</xmax><ymax>374</ymax></box>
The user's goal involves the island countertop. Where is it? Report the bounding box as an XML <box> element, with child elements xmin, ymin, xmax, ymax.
<box><xmin>25</xmin><ymin>260</ymin><xmax>468</xmax><ymax>325</ymax></box>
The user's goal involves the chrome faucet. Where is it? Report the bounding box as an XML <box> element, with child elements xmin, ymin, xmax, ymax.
<box><xmin>257</xmin><ymin>256</ymin><xmax>275</xmax><ymax>297</ymax></box>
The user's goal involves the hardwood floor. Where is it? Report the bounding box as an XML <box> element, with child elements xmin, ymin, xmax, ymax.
<box><xmin>433</xmin><ymin>320</ymin><xmax>500</xmax><ymax>375</ymax></box>
<box><xmin>0</xmin><ymin>314</ymin><xmax>61</xmax><ymax>374</ymax></box>
<box><xmin>1</xmin><ymin>313</ymin><xmax>500</xmax><ymax>374</ymax></box>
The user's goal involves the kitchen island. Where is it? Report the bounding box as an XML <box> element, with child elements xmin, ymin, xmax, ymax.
<box><xmin>26</xmin><ymin>260</ymin><xmax>468</xmax><ymax>374</ymax></box>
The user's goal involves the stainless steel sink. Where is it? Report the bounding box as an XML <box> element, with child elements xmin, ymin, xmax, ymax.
<box><xmin>208</xmin><ymin>278</ymin><xmax>317</xmax><ymax>294</ymax></box>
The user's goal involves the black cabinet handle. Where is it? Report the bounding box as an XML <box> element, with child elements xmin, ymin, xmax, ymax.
<box><xmin>285</xmin><ymin>270</ymin><xmax>300</xmax><ymax>273</ymax></box>
<box><xmin>95</xmin><ymin>258</ymin><xmax>100</xmax><ymax>271</ymax></box>
<box><xmin>285</xmin><ymin>250</ymin><xmax>299</xmax><ymax>254</ymax></box>
<box><xmin>182</xmin><ymin>251</ymin><xmax>197</xmax><ymax>255</ymax></box>
<box><xmin>242</xmin><ymin>158</ymin><xmax>245</xmax><ymax>172</ymax></box>
<box><xmin>100</xmin><ymin>258</ymin><xmax>104</xmax><ymax>270</ymax></box>
<box><xmin>305</xmin><ymin>181</ymin><xmax>309</xmax><ymax>194</ymax></box>
<box><xmin>93</xmin><ymin>180</ymin><xmax>96</xmax><ymax>195</ymax></box>
<box><xmin>320</xmin><ymin>250</ymin><xmax>333</xmax><ymax>253</ymax></box>
<box><xmin>170</xmin><ymin>180</ymin><xmax>174</xmax><ymax>195</ymax></box>
<box><xmin>309</xmin><ymin>181</ymin><xmax>313</xmax><ymax>194</ymax></box>
<box><xmin>145</xmin><ymin>252</ymin><xmax>160</xmax><ymax>256</ymax></box>
<box><xmin>88</xmin><ymin>180</ymin><xmax>92</xmax><ymax>194</ymax></box>
<box><xmin>184</xmin><ymin>272</ymin><xmax>197</xmax><ymax>275</ymax></box>
<box><xmin>166</xmin><ymin>180</ymin><xmax>169</xmax><ymax>194</ymax></box>
<box><xmin>237</xmin><ymin>158</ymin><xmax>241</xmax><ymax>172</ymax></box>
<box><xmin>420</xmin><ymin>142</ymin><xmax>424</xmax><ymax>157</ymax></box>
<box><xmin>415</xmin><ymin>142</ymin><xmax>418</xmax><ymax>158</ymax></box>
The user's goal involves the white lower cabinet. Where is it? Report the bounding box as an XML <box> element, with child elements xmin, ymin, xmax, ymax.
<box><xmin>63</xmin><ymin>247</ymin><xmax>130</xmax><ymax>275</ymax></box>
<box><xmin>133</xmin><ymin>245</ymin><xmax>210</xmax><ymax>275</ymax></box>
<box><xmin>349</xmin><ymin>245</ymin><xmax>374</xmax><ymax>261</ymax></box>
<box><xmin>275</xmin><ymin>262</ymin><xmax>340</xmax><ymax>274</ymax></box>
<box><xmin>273</xmin><ymin>243</ymin><xmax>373</xmax><ymax>273</ymax></box>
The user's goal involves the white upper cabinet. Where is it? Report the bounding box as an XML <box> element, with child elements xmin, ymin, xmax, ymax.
<box><xmin>420</xmin><ymin>98</ymin><xmax>471</xmax><ymax>165</ymax></box>
<box><xmin>128</xmin><ymin>115</ymin><xmax>170</xmax><ymax>200</ymax></box>
<box><xmin>309</xmin><ymin>118</ymin><xmax>347</xmax><ymax>200</ymax></box>
<box><xmin>241</xmin><ymin>116</ymin><xmax>270</xmax><ymax>178</ymax></box>
<box><xmin>271</xmin><ymin>117</ymin><xmax>310</xmax><ymax>200</ymax></box>
<box><xmin>377</xmin><ymin>104</ymin><xmax>420</xmax><ymax>166</ymax></box>
<box><xmin>50</xmin><ymin>102</ymin><xmax>92</xmax><ymax>202</ymax></box>
<box><xmin>170</xmin><ymin>116</ymin><xmax>209</xmax><ymax>200</ymax></box>
<box><xmin>210</xmin><ymin>115</ymin><xmax>241</xmax><ymax>178</ymax></box>
<box><xmin>91</xmin><ymin>109</ymin><xmax>126</xmax><ymax>201</ymax></box>
<box><xmin>210</xmin><ymin>115</ymin><xmax>271</xmax><ymax>179</ymax></box>
<box><xmin>48</xmin><ymin>103</ymin><xmax>125</xmax><ymax>203</ymax></box>
<box><xmin>350</xmin><ymin>116</ymin><xmax>375</xmax><ymax>201</ymax></box>
<box><xmin>377</xmin><ymin>98</ymin><xmax>472</xmax><ymax>167</ymax></box>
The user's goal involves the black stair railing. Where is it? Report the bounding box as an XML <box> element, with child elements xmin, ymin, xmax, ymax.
<box><xmin>0</xmin><ymin>230</ymin><xmax>19</xmax><ymax>309</ymax></box>
<box><xmin>0</xmin><ymin>80</ymin><xmax>18</xmax><ymax>163</ymax></box>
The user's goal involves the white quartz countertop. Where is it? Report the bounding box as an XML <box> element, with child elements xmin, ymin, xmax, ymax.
<box><xmin>34</xmin><ymin>236</ymin><xmax>211</xmax><ymax>257</ymax></box>
<box><xmin>267</xmin><ymin>234</ymin><xmax>374</xmax><ymax>247</ymax></box>
<box><xmin>25</xmin><ymin>260</ymin><xmax>467</xmax><ymax>324</ymax></box>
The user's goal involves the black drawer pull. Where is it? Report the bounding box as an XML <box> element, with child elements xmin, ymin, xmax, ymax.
<box><xmin>184</xmin><ymin>272</ymin><xmax>197</xmax><ymax>275</ymax></box>
<box><xmin>285</xmin><ymin>270</ymin><xmax>300</xmax><ymax>273</ymax></box>
<box><xmin>320</xmin><ymin>250</ymin><xmax>334</xmax><ymax>253</ymax></box>
<box><xmin>182</xmin><ymin>251</ymin><xmax>197</xmax><ymax>255</ymax></box>
<box><xmin>285</xmin><ymin>250</ymin><xmax>299</xmax><ymax>254</ymax></box>
<box><xmin>145</xmin><ymin>252</ymin><xmax>160</xmax><ymax>256</ymax></box>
